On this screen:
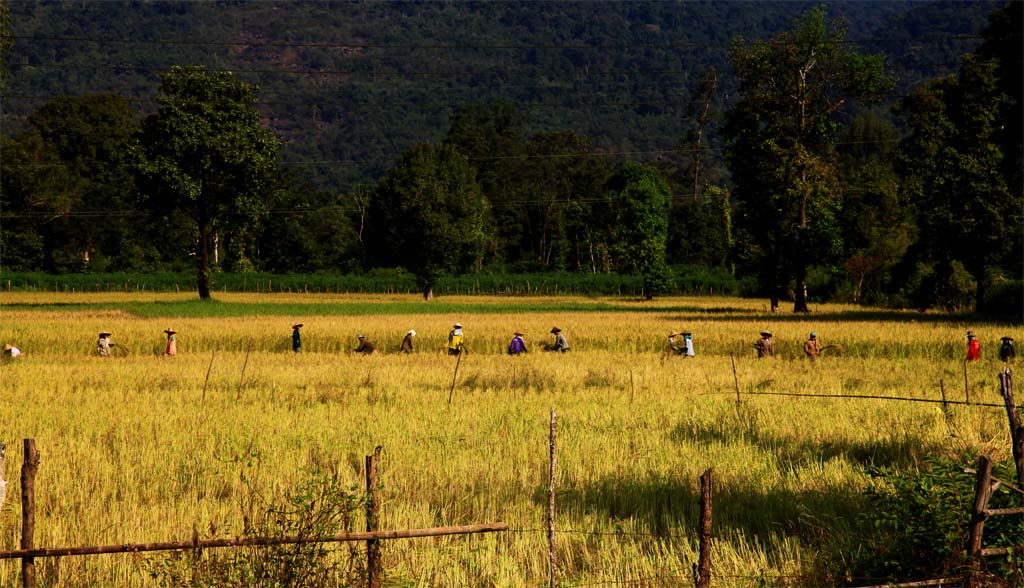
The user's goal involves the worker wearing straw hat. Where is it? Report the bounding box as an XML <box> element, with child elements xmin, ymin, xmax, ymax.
<box><xmin>354</xmin><ymin>334</ymin><xmax>376</xmax><ymax>355</ymax></box>
<box><xmin>401</xmin><ymin>330</ymin><xmax>416</xmax><ymax>354</ymax></box>
<box><xmin>3</xmin><ymin>343</ymin><xmax>21</xmax><ymax>362</ymax></box>
<box><xmin>447</xmin><ymin>323</ymin><xmax>466</xmax><ymax>356</ymax></box>
<box><xmin>664</xmin><ymin>332</ymin><xmax>683</xmax><ymax>357</ymax></box>
<box><xmin>754</xmin><ymin>331</ymin><xmax>774</xmax><ymax>358</ymax></box>
<box><xmin>95</xmin><ymin>331</ymin><xmax>116</xmax><ymax>357</ymax></box>
<box><xmin>507</xmin><ymin>331</ymin><xmax>528</xmax><ymax>355</ymax></box>
<box><xmin>681</xmin><ymin>331</ymin><xmax>695</xmax><ymax>357</ymax></box>
<box><xmin>965</xmin><ymin>331</ymin><xmax>980</xmax><ymax>362</ymax></box>
<box><xmin>546</xmin><ymin>327</ymin><xmax>570</xmax><ymax>352</ymax></box>
<box><xmin>164</xmin><ymin>329</ymin><xmax>177</xmax><ymax>356</ymax></box>
<box><xmin>1000</xmin><ymin>336</ymin><xmax>1015</xmax><ymax>363</ymax></box>
<box><xmin>292</xmin><ymin>323</ymin><xmax>303</xmax><ymax>353</ymax></box>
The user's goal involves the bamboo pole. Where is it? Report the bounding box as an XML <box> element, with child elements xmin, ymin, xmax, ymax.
<box><xmin>730</xmin><ymin>353</ymin><xmax>740</xmax><ymax>405</ymax></box>
<box><xmin>20</xmin><ymin>439</ymin><xmax>40</xmax><ymax>588</ymax></box>
<box><xmin>447</xmin><ymin>350</ymin><xmax>464</xmax><ymax>405</ymax></box>
<box><xmin>939</xmin><ymin>379</ymin><xmax>948</xmax><ymax>415</ymax></box>
<box><xmin>366</xmin><ymin>446</ymin><xmax>383</xmax><ymax>588</ymax></box>
<box><xmin>0</xmin><ymin>523</ymin><xmax>510</xmax><ymax>559</ymax></box>
<box><xmin>548</xmin><ymin>408</ymin><xmax>557</xmax><ymax>588</ymax></box>
<box><xmin>964</xmin><ymin>361</ymin><xmax>971</xmax><ymax>405</ymax></box>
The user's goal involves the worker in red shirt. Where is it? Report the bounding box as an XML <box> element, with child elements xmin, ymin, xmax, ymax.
<box><xmin>965</xmin><ymin>331</ymin><xmax>980</xmax><ymax>361</ymax></box>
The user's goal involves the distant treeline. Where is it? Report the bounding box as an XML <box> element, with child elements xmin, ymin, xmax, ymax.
<box><xmin>0</xmin><ymin>267</ymin><xmax>752</xmax><ymax>297</ymax></box>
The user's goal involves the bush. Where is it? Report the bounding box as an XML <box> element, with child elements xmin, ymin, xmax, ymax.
<box><xmin>836</xmin><ymin>456</ymin><xmax>1023</xmax><ymax>586</ymax></box>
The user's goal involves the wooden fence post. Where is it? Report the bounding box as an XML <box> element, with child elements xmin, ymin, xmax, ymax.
<box><xmin>967</xmin><ymin>454</ymin><xmax>993</xmax><ymax>584</ymax></box>
<box><xmin>999</xmin><ymin>369</ymin><xmax>1024</xmax><ymax>487</ymax></box>
<box><xmin>730</xmin><ymin>353</ymin><xmax>741</xmax><ymax>405</ymax></box>
<box><xmin>366</xmin><ymin>445</ymin><xmax>383</xmax><ymax>588</ymax></box>
<box><xmin>21</xmin><ymin>439</ymin><xmax>40</xmax><ymax>588</ymax></box>
<box><xmin>940</xmin><ymin>379</ymin><xmax>948</xmax><ymax>415</ymax></box>
<box><xmin>548</xmin><ymin>409</ymin><xmax>557</xmax><ymax>588</ymax></box>
<box><xmin>696</xmin><ymin>468</ymin><xmax>713</xmax><ymax>588</ymax></box>
<box><xmin>236</xmin><ymin>338</ymin><xmax>254</xmax><ymax>400</ymax></box>
<box><xmin>964</xmin><ymin>361</ymin><xmax>971</xmax><ymax>405</ymax></box>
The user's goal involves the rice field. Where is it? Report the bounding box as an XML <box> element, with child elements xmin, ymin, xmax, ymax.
<box><xmin>0</xmin><ymin>293</ymin><xmax>1019</xmax><ymax>587</ymax></box>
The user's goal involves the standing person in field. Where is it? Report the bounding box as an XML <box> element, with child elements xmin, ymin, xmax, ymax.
<box><xmin>447</xmin><ymin>323</ymin><xmax>466</xmax><ymax>356</ymax></box>
<box><xmin>292</xmin><ymin>323</ymin><xmax>303</xmax><ymax>353</ymax></box>
<box><xmin>803</xmin><ymin>332</ymin><xmax>821</xmax><ymax>363</ymax></box>
<box><xmin>95</xmin><ymin>331</ymin><xmax>116</xmax><ymax>357</ymax></box>
<box><xmin>965</xmin><ymin>331</ymin><xmax>980</xmax><ymax>361</ymax></box>
<box><xmin>401</xmin><ymin>330</ymin><xmax>415</xmax><ymax>353</ymax></box>
<box><xmin>754</xmin><ymin>331</ymin><xmax>774</xmax><ymax>358</ymax></box>
<box><xmin>681</xmin><ymin>331</ymin><xmax>695</xmax><ymax>357</ymax></box>
<box><xmin>1000</xmin><ymin>336</ymin><xmax>1015</xmax><ymax>363</ymax></box>
<box><xmin>164</xmin><ymin>329</ymin><xmax>177</xmax><ymax>356</ymax></box>
<box><xmin>508</xmin><ymin>331</ymin><xmax>528</xmax><ymax>355</ymax></box>
<box><xmin>354</xmin><ymin>334</ymin><xmax>376</xmax><ymax>355</ymax></box>
<box><xmin>547</xmin><ymin>327</ymin><xmax>570</xmax><ymax>352</ymax></box>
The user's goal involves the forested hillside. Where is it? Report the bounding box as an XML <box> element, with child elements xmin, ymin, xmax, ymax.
<box><xmin>1</xmin><ymin>1</ymin><xmax>1019</xmax><ymax>313</ymax></box>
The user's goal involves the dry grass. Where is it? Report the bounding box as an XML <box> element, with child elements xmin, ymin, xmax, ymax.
<box><xmin>0</xmin><ymin>293</ymin><xmax>1018</xmax><ymax>587</ymax></box>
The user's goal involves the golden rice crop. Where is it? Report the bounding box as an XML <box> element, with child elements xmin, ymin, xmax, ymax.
<box><xmin>0</xmin><ymin>293</ymin><xmax>1018</xmax><ymax>587</ymax></box>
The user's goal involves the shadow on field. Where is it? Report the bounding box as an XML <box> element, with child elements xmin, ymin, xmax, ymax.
<box><xmin>670</xmin><ymin>416</ymin><xmax>937</xmax><ymax>471</ymax></box>
<box><xmin>657</xmin><ymin>308</ymin><xmax>1018</xmax><ymax>325</ymax></box>
<box><xmin>537</xmin><ymin>471</ymin><xmax>867</xmax><ymax>542</ymax></box>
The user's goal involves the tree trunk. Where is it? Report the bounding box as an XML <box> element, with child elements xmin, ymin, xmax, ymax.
<box><xmin>422</xmin><ymin>284</ymin><xmax>433</xmax><ymax>301</ymax></box>
<box><xmin>197</xmin><ymin>219</ymin><xmax>212</xmax><ymax>300</ymax></box>
<box><xmin>974</xmin><ymin>274</ymin><xmax>987</xmax><ymax>314</ymax></box>
<box><xmin>793</xmin><ymin>229</ymin><xmax>809</xmax><ymax>313</ymax></box>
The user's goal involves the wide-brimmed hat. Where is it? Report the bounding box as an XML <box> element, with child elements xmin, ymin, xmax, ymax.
<box><xmin>99</xmin><ymin>331</ymin><xmax>111</xmax><ymax>337</ymax></box>
<box><xmin>3</xmin><ymin>344</ymin><xmax>12</xmax><ymax>351</ymax></box>
<box><xmin>810</xmin><ymin>332</ymin><xmax>817</xmax><ymax>338</ymax></box>
<box><xmin>668</xmin><ymin>332</ymin><xmax>679</xmax><ymax>337</ymax></box>
<box><xmin>408</xmin><ymin>330</ymin><xmax>416</xmax><ymax>336</ymax></box>
<box><xmin>164</xmin><ymin>329</ymin><xmax>177</xmax><ymax>335</ymax></box>
<box><xmin>1001</xmin><ymin>336</ymin><xmax>1014</xmax><ymax>341</ymax></box>
<box><xmin>967</xmin><ymin>331</ymin><xmax>976</xmax><ymax>338</ymax></box>
<box><xmin>550</xmin><ymin>327</ymin><xmax>562</xmax><ymax>333</ymax></box>
<box><xmin>454</xmin><ymin>323</ymin><xmax>462</xmax><ymax>328</ymax></box>
<box><xmin>514</xmin><ymin>331</ymin><xmax>524</xmax><ymax>336</ymax></box>
<box><xmin>760</xmin><ymin>331</ymin><xmax>772</xmax><ymax>337</ymax></box>
<box><xmin>681</xmin><ymin>331</ymin><xmax>692</xmax><ymax>337</ymax></box>
<box><xmin>292</xmin><ymin>323</ymin><xmax>303</xmax><ymax>329</ymax></box>
<box><xmin>357</xmin><ymin>334</ymin><xmax>365</xmax><ymax>339</ymax></box>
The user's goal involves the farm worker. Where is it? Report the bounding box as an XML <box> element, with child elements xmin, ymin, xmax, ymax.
<box><xmin>95</xmin><ymin>331</ymin><xmax>116</xmax><ymax>357</ymax></box>
<box><xmin>292</xmin><ymin>323</ymin><xmax>303</xmax><ymax>353</ymax></box>
<box><xmin>965</xmin><ymin>331</ymin><xmax>980</xmax><ymax>361</ymax></box>
<box><xmin>999</xmin><ymin>336</ymin><xmax>1015</xmax><ymax>363</ymax></box>
<box><xmin>2</xmin><ymin>343</ymin><xmax>21</xmax><ymax>361</ymax></box>
<box><xmin>401</xmin><ymin>330</ymin><xmax>415</xmax><ymax>353</ymax></box>
<box><xmin>754</xmin><ymin>331</ymin><xmax>774</xmax><ymax>358</ymax></box>
<box><xmin>548</xmin><ymin>327</ymin><xmax>570</xmax><ymax>352</ymax></box>
<box><xmin>804</xmin><ymin>332</ymin><xmax>821</xmax><ymax>362</ymax></box>
<box><xmin>664</xmin><ymin>332</ymin><xmax>683</xmax><ymax>357</ymax></box>
<box><xmin>354</xmin><ymin>334</ymin><xmax>376</xmax><ymax>355</ymax></box>
<box><xmin>508</xmin><ymin>331</ymin><xmax>528</xmax><ymax>355</ymax></box>
<box><xmin>681</xmin><ymin>332</ymin><xmax>695</xmax><ymax>357</ymax></box>
<box><xmin>164</xmin><ymin>329</ymin><xmax>177</xmax><ymax>356</ymax></box>
<box><xmin>447</xmin><ymin>323</ymin><xmax>465</xmax><ymax>356</ymax></box>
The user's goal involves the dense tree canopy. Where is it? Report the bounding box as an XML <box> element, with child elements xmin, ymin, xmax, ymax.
<box><xmin>137</xmin><ymin>66</ymin><xmax>281</xmax><ymax>299</ymax></box>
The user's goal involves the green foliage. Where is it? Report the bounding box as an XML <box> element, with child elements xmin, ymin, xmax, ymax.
<box><xmin>368</xmin><ymin>143</ymin><xmax>489</xmax><ymax>298</ymax></box>
<box><xmin>137</xmin><ymin>66</ymin><xmax>282</xmax><ymax>299</ymax></box>
<box><xmin>840</xmin><ymin>456</ymin><xmax>1024</xmax><ymax>586</ymax></box>
<box><xmin>725</xmin><ymin>7</ymin><xmax>894</xmax><ymax>312</ymax></box>
<box><xmin>607</xmin><ymin>163</ymin><xmax>672</xmax><ymax>299</ymax></box>
<box><xmin>146</xmin><ymin>460</ymin><xmax>365</xmax><ymax>588</ymax></box>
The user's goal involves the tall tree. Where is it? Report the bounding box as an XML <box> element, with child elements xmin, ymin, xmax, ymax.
<box><xmin>724</xmin><ymin>7</ymin><xmax>893</xmax><ymax>312</ymax></box>
<box><xmin>138</xmin><ymin>66</ymin><xmax>281</xmax><ymax>299</ymax></box>
<box><xmin>894</xmin><ymin>51</ymin><xmax>1021</xmax><ymax>312</ymax></box>
<box><xmin>368</xmin><ymin>143</ymin><xmax>488</xmax><ymax>300</ymax></box>
<box><xmin>608</xmin><ymin>163</ymin><xmax>672</xmax><ymax>300</ymax></box>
